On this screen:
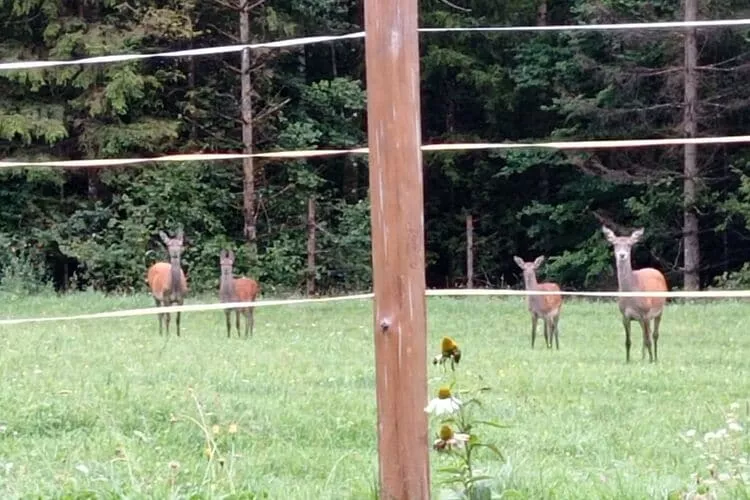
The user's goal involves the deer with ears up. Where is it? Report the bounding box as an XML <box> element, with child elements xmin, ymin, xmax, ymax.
<box><xmin>602</xmin><ymin>226</ymin><xmax>668</xmax><ymax>363</ymax></box>
<box><xmin>513</xmin><ymin>256</ymin><xmax>563</xmax><ymax>350</ymax></box>
<box><xmin>147</xmin><ymin>228</ymin><xmax>188</xmax><ymax>336</ymax></box>
<box><xmin>219</xmin><ymin>249</ymin><xmax>260</xmax><ymax>338</ymax></box>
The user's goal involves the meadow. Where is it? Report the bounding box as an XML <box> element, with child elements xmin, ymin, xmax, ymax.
<box><xmin>0</xmin><ymin>291</ymin><xmax>748</xmax><ymax>499</ymax></box>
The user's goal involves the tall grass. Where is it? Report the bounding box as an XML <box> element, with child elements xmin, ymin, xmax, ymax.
<box><xmin>0</xmin><ymin>293</ymin><xmax>747</xmax><ymax>498</ymax></box>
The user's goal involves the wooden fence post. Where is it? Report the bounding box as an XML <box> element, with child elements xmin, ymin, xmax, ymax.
<box><xmin>364</xmin><ymin>0</ymin><xmax>430</xmax><ymax>496</ymax></box>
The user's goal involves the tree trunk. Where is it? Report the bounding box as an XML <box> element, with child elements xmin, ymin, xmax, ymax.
<box><xmin>188</xmin><ymin>52</ymin><xmax>197</xmax><ymax>141</ymax></box>
<box><xmin>466</xmin><ymin>214</ymin><xmax>474</xmax><ymax>288</ymax></box>
<box><xmin>683</xmin><ymin>0</ymin><xmax>700</xmax><ymax>290</ymax></box>
<box><xmin>87</xmin><ymin>169</ymin><xmax>101</xmax><ymax>200</ymax></box>
<box><xmin>331</xmin><ymin>44</ymin><xmax>338</xmax><ymax>77</ymax></box>
<box><xmin>187</xmin><ymin>13</ymin><xmax>198</xmax><ymax>142</ymax></box>
<box><xmin>240</xmin><ymin>0</ymin><xmax>257</xmax><ymax>260</ymax></box>
<box><xmin>343</xmin><ymin>160</ymin><xmax>359</xmax><ymax>202</ymax></box>
<box><xmin>537</xmin><ymin>0</ymin><xmax>550</xmax><ymax>202</ymax></box>
<box><xmin>307</xmin><ymin>197</ymin><xmax>316</xmax><ymax>296</ymax></box>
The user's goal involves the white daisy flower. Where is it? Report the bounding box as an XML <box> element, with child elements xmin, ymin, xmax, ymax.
<box><xmin>728</xmin><ymin>422</ymin><xmax>743</xmax><ymax>432</ymax></box>
<box><xmin>424</xmin><ymin>386</ymin><xmax>462</xmax><ymax>416</ymax></box>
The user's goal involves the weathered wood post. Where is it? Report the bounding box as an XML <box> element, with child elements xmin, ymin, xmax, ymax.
<box><xmin>364</xmin><ymin>0</ymin><xmax>430</xmax><ymax>496</ymax></box>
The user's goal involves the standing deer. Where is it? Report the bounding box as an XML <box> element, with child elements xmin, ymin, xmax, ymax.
<box><xmin>602</xmin><ymin>226</ymin><xmax>668</xmax><ymax>363</ymax></box>
<box><xmin>147</xmin><ymin>228</ymin><xmax>188</xmax><ymax>336</ymax></box>
<box><xmin>513</xmin><ymin>256</ymin><xmax>563</xmax><ymax>350</ymax></box>
<box><xmin>219</xmin><ymin>249</ymin><xmax>260</xmax><ymax>338</ymax></box>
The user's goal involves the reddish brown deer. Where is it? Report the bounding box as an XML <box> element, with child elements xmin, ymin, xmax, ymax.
<box><xmin>219</xmin><ymin>249</ymin><xmax>260</xmax><ymax>338</ymax></box>
<box><xmin>513</xmin><ymin>256</ymin><xmax>563</xmax><ymax>349</ymax></box>
<box><xmin>147</xmin><ymin>228</ymin><xmax>188</xmax><ymax>336</ymax></box>
<box><xmin>602</xmin><ymin>226</ymin><xmax>668</xmax><ymax>363</ymax></box>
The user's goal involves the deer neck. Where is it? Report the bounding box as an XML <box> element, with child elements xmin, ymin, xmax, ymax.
<box><xmin>170</xmin><ymin>258</ymin><xmax>183</xmax><ymax>296</ymax></box>
<box><xmin>524</xmin><ymin>271</ymin><xmax>543</xmax><ymax>308</ymax></box>
<box><xmin>523</xmin><ymin>271</ymin><xmax>539</xmax><ymax>291</ymax></box>
<box><xmin>615</xmin><ymin>257</ymin><xmax>637</xmax><ymax>291</ymax></box>
<box><xmin>219</xmin><ymin>270</ymin><xmax>234</xmax><ymax>300</ymax></box>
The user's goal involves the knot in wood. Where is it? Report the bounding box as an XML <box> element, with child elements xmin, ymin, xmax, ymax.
<box><xmin>379</xmin><ymin>318</ymin><xmax>392</xmax><ymax>332</ymax></box>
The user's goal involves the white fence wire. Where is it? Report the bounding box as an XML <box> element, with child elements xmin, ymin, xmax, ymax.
<box><xmin>2</xmin><ymin>135</ymin><xmax>750</xmax><ymax>169</ymax></box>
<box><xmin>1</xmin><ymin>19</ymin><xmax>749</xmax><ymax>71</ymax></box>
<box><xmin>1</xmin><ymin>15</ymin><xmax>749</xmax><ymax>327</ymax></box>
<box><xmin>0</xmin><ymin>288</ymin><xmax>747</xmax><ymax>326</ymax></box>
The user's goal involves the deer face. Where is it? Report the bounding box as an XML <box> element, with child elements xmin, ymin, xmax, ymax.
<box><xmin>160</xmin><ymin>229</ymin><xmax>184</xmax><ymax>262</ymax></box>
<box><xmin>513</xmin><ymin>256</ymin><xmax>545</xmax><ymax>282</ymax></box>
<box><xmin>513</xmin><ymin>255</ymin><xmax>544</xmax><ymax>273</ymax></box>
<box><xmin>219</xmin><ymin>250</ymin><xmax>235</xmax><ymax>278</ymax></box>
<box><xmin>602</xmin><ymin>226</ymin><xmax>644</xmax><ymax>263</ymax></box>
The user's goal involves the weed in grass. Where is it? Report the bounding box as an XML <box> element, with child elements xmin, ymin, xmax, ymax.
<box><xmin>427</xmin><ymin>336</ymin><xmax>509</xmax><ymax>499</ymax></box>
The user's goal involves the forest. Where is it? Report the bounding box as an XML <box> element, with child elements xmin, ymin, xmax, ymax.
<box><xmin>1</xmin><ymin>0</ymin><xmax>750</xmax><ymax>296</ymax></box>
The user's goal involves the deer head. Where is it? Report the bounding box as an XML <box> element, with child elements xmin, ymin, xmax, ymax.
<box><xmin>219</xmin><ymin>249</ymin><xmax>235</xmax><ymax>278</ymax></box>
<box><xmin>602</xmin><ymin>226</ymin><xmax>644</xmax><ymax>263</ymax></box>
<box><xmin>159</xmin><ymin>228</ymin><xmax>185</xmax><ymax>262</ymax></box>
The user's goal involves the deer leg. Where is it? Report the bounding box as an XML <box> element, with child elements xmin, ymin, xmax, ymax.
<box><xmin>652</xmin><ymin>314</ymin><xmax>662</xmax><ymax>362</ymax></box>
<box><xmin>248</xmin><ymin>307</ymin><xmax>254</xmax><ymax>337</ymax></box>
<box><xmin>640</xmin><ymin>319</ymin><xmax>653</xmax><ymax>362</ymax></box>
<box><xmin>164</xmin><ymin>311</ymin><xmax>171</xmax><ymax>337</ymax></box>
<box><xmin>622</xmin><ymin>317</ymin><xmax>632</xmax><ymax>363</ymax></box>
<box><xmin>531</xmin><ymin>315</ymin><xmax>539</xmax><ymax>349</ymax></box>
<box><xmin>175</xmin><ymin>310</ymin><xmax>181</xmax><ymax>338</ymax></box>
<box><xmin>553</xmin><ymin>315</ymin><xmax>560</xmax><ymax>350</ymax></box>
<box><xmin>244</xmin><ymin>308</ymin><xmax>251</xmax><ymax>338</ymax></box>
<box><xmin>235</xmin><ymin>309</ymin><xmax>241</xmax><ymax>338</ymax></box>
<box><xmin>154</xmin><ymin>299</ymin><xmax>163</xmax><ymax>336</ymax></box>
<box><xmin>543</xmin><ymin>320</ymin><xmax>550</xmax><ymax>349</ymax></box>
<box><xmin>225</xmin><ymin>310</ymin><xmax>232</xmax><ymax>338</ymax></box>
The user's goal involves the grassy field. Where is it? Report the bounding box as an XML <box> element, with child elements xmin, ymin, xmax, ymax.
<box><xmin>0</xmin><ymin>291</ymin><xmax>748</xmax><ymax>499</ymax></box>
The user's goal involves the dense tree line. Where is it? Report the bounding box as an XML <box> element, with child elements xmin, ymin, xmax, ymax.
<box><xmin>1</xmin><ymin>0</ymin><xmax>750</xmax><ymax>296</ymax></box>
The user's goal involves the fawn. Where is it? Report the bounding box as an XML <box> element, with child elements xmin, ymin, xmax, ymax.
<box><xmin>147</xmin><ymin>228</ymin><xmax>188</xmax><ymax>336</ymax></box>
<box><xmin>219</xmin><ymin>249</ymin><xmax>260</xmax><ymax>338</ymax></box>
<box><xmin>602</xmin><ymin>226</ymin><xmax>668</xmax><ymax>363</ymax></box>
<box><xmin>513</xmin><ymin>256</ymin><xmax>563</xmax><ymax>349</ymax></box>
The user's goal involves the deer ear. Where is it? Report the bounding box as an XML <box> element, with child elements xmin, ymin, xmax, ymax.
<box><xmin>228</xmin><ymin>250</ymin><xmax>235</xmax><ymax>261</ymax></box>
<box><xmin>630</xmin><ymin>228</ymin><xmax>645</xmax><ymax>242</ymax></box>
<box><xmin>513</xmin><ymin>256</ymin><xmax>524</xmax><ymax>268</ymax></box>
<box><xmin>159</xmin><ymin>231</ymin><xmax>170</xmax><ymax>244</ymax></box>
<box><xmin>220</xmin><ymin>249</ymin><xmax>227</xmax><ymax>259</ymax></box>
<box><xmin>533</xmin><ymin>256</ymin><xmax>545</xmax><ymax>268</ymax></box>
<box><xmin>601</xmin><ymin>226</ymin><xmax>617</xmax><ymax>243</ymax></box>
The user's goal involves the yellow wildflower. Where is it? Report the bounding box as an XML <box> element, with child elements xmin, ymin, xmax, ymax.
<box><xmin>432</xmin><ymin>336</ymin><xmax>461</xmax><ymax>370</ymax></box>
<box><xmin>433</xmin><ymin>424</ymin><xmax>469</xmax><ymax>451</ymax></box>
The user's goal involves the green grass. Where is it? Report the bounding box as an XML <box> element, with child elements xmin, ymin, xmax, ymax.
<box><xmin>0</xmin><ymin>291</ymin><xmax>748</xmax><ymax>499</ymax></box>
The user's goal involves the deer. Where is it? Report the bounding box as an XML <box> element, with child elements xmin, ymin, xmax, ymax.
<box><xmin>219</xmin><ymin>249</ymin><xmax>260</xmax><ymax>338</ymax></box>
<box><xmin>147</xmin><ymin>228</ymin><xmax>188</xmax><ymax>336</ymax></box>
<box><xmin>601</xmin><ymin>226</ymin><xmax>668</xmax><ymax>363</ymax></box>
<box><xmin>513</xmin><ymin>256</ymin><xmax>563</xmax><ymax>350</ymax></box>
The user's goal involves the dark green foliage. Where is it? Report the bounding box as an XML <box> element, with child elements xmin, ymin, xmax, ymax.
<box><xmin>0</xmin><ymin>0</ymin><xmax>749</xmax><ymax>294</ymax></box>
